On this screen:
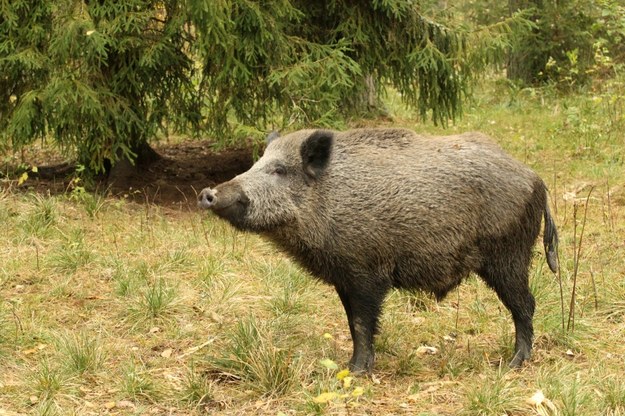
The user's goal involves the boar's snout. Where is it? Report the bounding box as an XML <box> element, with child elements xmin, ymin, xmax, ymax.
<box><xmin>197</xmin><ymin>183</ymin><xmax>250</xmax><ymax>229</ymax></box>
<box><xmin>197</xmin><ymin>188</ymin><xmax>215</xmax><ymax>210</ymax></box>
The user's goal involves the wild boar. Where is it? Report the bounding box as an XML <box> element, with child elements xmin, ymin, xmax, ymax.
<box><xmin>198</xmin><ymin>128</ymin><xmax>558</xmax><ymax>373</ymax></box>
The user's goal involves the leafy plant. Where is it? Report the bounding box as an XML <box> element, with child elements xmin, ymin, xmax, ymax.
<box><xmin>29</xmin><ymin>358</ymin><xmax>64</xmax><ymax>402</ymax></box>
<box><xmin>67</xmin><ymin>176</ymin><xmax>108</xmax><ymax>218</ymax></box>
<box><xmin>601</xmin><ymin>375</ymin><xmax>625</xmax><ymax>413</ymax></box>
<box><xmin>19</xmin><ymin>193</ymin><xmax>57</xmax><ymax>239</ymax></box>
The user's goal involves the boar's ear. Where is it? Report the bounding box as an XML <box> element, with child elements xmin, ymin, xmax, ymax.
<box><xmin>266</xmin><ymin>131</ymin><xmax>280</xmax><ymax>145</ymax></box>
<box><xmin>300</xmin><ymin>130</ymin><xmax>333</xmax><ymax>179</ymax></box>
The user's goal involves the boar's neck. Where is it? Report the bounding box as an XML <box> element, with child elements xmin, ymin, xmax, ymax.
<box><xmin>264</xmin><ymin>220</ymin><xmax>342</xmax><ymax>285</ymax></box>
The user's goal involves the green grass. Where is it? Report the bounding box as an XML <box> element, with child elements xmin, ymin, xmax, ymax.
<box><xmin>180</xmin><ymin>361</ymin><xmax>215</xmax><ymax>409</ymax></box>
<box><xmin>1</xmin><ymin>76</ymin><xmax>625</xmax><ymax>414</ymax></box>
<box><xmin>120</xmin><ymin>360</ymin><xmax>162</xmax><ymax>402</ymax></box>
<box><xmin>208</xmin><ymin>316</ymin><xmax>303</xmax><ymax>397</ymax></box>
<box><xmin>463</xmin><ymin>368</ymin><xmax>529</xmax><ymax>415</ymax></box>
<box><xmin>29</xmin><ymin>358</ymin><xmax>64</xmax><ymax>402</ymax></box>
<box><xmin>56</xmin><ymin>330</ymin><xmax>105</xmax><ymax>376</ymax></box>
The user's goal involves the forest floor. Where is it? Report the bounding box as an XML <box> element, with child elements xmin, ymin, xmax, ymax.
<box><xmin>8</xmin><ymin>140</ymin><xmax>255</xmax><ymax>208</ymax></box>
<box><xmin>2</xmin><ymin>82</ymin><xmax>625</xmax><ymax>415</ymax></box>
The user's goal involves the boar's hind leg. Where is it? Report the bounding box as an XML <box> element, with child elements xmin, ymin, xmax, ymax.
<box><xmin>335</xmin><ymin>284</ymin><xmax>387</xmax><ymax>373</ymax></box>
<box><xmin>478</xmin><ymin>258</ymin><xmax>535</xmax><ymax>368</ymax></box>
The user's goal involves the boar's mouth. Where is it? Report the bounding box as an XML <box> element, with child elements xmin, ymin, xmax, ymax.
<box><xmin>213</xmin><ymin>200</ymin><xmax>250</xmax><ymax>230</ymax></box>
<box><xmin>198</xmin><ymin>185</ymin><xmax>251</xmax><ymax>230</ymax></box>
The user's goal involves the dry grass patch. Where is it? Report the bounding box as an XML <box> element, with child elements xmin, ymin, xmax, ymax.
<box><xmin>2</xmin><ymin>82</ymin><xmax>625</xmax><ymax>414</ymax></box>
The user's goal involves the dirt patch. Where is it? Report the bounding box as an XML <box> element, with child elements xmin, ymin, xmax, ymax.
<box><xmin>9</xmin><ymin>141</ymin><xmax>255</xmax><ymax>208</ymax></box>
<box><xmin>107</xmin><ymin>142</ymin><xmax>255</xmax><ymax>207</ymax></box>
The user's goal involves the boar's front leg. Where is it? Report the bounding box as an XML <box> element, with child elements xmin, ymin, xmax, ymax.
<box><xmin>335</xmin><ymin>284</ymin><xmax>387</xmax><ymax>373</ymax></box>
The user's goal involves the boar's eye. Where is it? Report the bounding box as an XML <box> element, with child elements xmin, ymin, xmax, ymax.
<box><xmin>272</xmin><ymin>165</ymin><xmax>287</xmax><ymax>176</ymax></box>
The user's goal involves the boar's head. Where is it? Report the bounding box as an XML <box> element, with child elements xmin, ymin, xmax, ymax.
<box><xmin>198</xmin><ymin>130</ymin><xmax>333</xmax><ymax>232</ymax></box>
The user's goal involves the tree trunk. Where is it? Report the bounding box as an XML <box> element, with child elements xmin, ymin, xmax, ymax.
<box><xmin>107</xmin><ymin>140</ymin><xmax>161</xmax><ymax>186</ymax></box>
<box><xmin>354</xmin><ymin>73</ymin><xmax>390</xmax><ymax>118</ymax></box>
<box><xmin>507</xmin><ymin>0</ymin><xmax>547</xmax><ymax>85</ymax></box>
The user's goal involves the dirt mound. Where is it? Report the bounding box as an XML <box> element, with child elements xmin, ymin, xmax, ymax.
<box><xmin>107</xmin><ymin>142</ymin><xmax>254</xmax><ymax>207</ymax></box>
<box><xmin>13</xmin><ymin>141</ymin><xmax>254</xmax><ymax>209</ymax></box>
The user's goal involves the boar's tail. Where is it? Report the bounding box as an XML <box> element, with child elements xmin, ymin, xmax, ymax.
<box><xmin>543</xmin><ymin>199</ymin><xmax>559</xmax><ymax>273</ymax></box>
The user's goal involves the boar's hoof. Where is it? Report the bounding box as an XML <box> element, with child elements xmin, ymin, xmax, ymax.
<box><xmin>348</xmin><ymin>354</ymin><xmax>375</xmax><ymax>374</ymax></box>
<box><xmin>508</xmin><ymin>348</ymin><xmax>530</xmax><ymax>368</ymax></box>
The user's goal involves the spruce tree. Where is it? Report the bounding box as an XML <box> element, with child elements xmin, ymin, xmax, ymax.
<box><xmin>2</xmin><ymin>0</ymin><xmax>198</xmax><ymax>172</ymax></box>
<box><xmin>1</xmin><ymin>0</ymin><xmax>480</xmax><ymax>173</ymax></box>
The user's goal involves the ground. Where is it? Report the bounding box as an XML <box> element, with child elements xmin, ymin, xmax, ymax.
<box><xmin>11</xmin><ymin>141</ymin><xmax>255</xmax><ymax>207</ymax></box>
<box><xmin>2</xmin><ymin>84</ymin><xmax>625</xmax><ymax>414</ymax></box>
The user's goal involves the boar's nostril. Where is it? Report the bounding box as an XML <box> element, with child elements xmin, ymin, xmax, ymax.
<box><xmin>198</xmin><ymin>188</ymin><xmax>215</xmax><ymax>209</ymax></box>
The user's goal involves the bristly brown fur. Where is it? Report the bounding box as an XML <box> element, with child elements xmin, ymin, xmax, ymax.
<box><xmin>199</xmin><ymin>127</ymin><xmax>559</xmax><ymax>373</ymax></box>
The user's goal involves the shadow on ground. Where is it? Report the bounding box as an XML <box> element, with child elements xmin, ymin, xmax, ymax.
<box><xmin>11</xmin><ymin>141</ymin><xmax>254</xmax><ymax>209</ymax></box>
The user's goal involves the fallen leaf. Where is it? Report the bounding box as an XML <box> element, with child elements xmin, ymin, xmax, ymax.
<box><xmin>416</xmin><ymin>345</ymin><xmax>438</xmax><ymax>355</ymax></box>
<box><xmin>209</xmin><ymin>312</ymin><xmax>223</xmax><ymax>323</ymax></box>
<box><xmin>22</xmin><ymin>344</ymin><xmax>47</xmax><ymax>356</ymax></box>
<box><xmin>527</xmin><ymin>390</ymin><xmax>545</xmax><ymax>406</ymax></box>
<box><xmin>313</xmin><ymin>392</ymin><xmax>339</xmax><ymax>404</ymax></box>
<box><xmin>29</xmin><ymin>396</ymin><xmax>38</xmax><ymax>404</ymax></box>
<box><xmin>117</xmin><ymin>400</ymin><xmax>135</xmax><ymax>409</ymax></box>
<box><xmin>104</xmin><ymin>402</ymin><xmax>116</xmax><ymax>410</ymax></box>
<box><xmin>563</xmin><ymin>192</ymin><xmax>577</xmax><ymax>201</ymax></box>
<box><xmin>161</xmin><ymin>348</ymin><xmax>173</xmax><ymax>358</ymax></box>
<box><xmin>527</xmin><ymin>390</ymin><xmax>557</xmax><ymax>414</ymax></box>
<box><xmin>371</xmin><ymin>374</ymin><xmax>381</xmax><ymax>384</ymax></box>
<box><xmin>319</xmin><ymin>358</ymin><xmax>338</xmax><ymax>370</ymax></box>
<box><xmin>336</xmin><ymin>369</ymin><xmax>350</xmax><ymax>380</ymax></box>
<box><xmin>412</xmin><ymin>317</ymin><xmax>425</xmax><ymax>325</ymax></box>
<box><xmin>351</xmin><ymin>387</ymin><xmax>364</xmax><ymax>397</ymax></box>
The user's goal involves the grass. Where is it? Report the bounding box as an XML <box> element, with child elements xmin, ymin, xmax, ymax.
<box><xmin>463</xmin><ymin>368</ymin><xmax>528</xmax><ymax>415</ymax></box>
<box><xmin>180</xmin><ymin>361</ymin><xmax>215</xmax><ymax>409</ymax></box>
<box><xmin>1</xmin><ymin>76</ymin><xmax>625</xmax><ymax>414</ymax></box>
<box><xmin>56</xmin><ymin>330</ymin><xmax>105</xmax><ymax>376</ymax></box>
<box><xmin>209</xmin><ymin>316</ymin><xmax>303</xmax><ymax>397</ymax></box>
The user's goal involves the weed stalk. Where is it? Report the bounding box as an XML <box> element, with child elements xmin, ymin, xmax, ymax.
<box><xmin>567</xmin><ymin>187</ymin><xmax>593</xmax><ymax>332</ymax></box>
